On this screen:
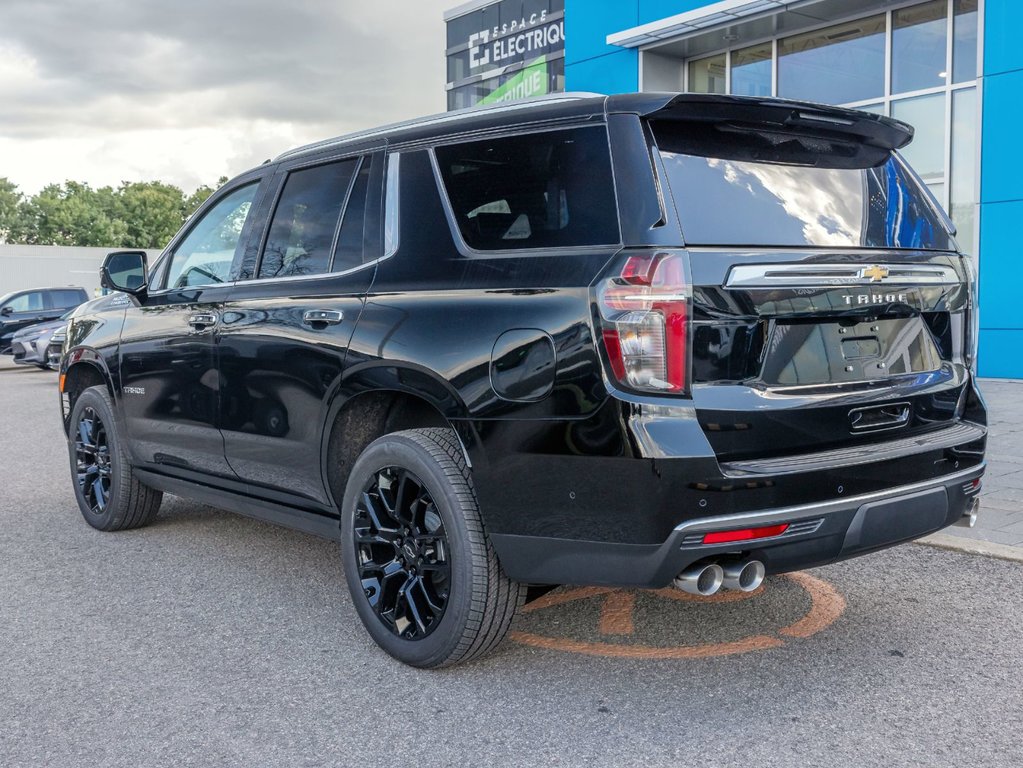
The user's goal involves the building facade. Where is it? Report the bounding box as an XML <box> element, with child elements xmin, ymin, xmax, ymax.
<box><xmin>445</xmin><ymin>0</ymin><xmax>1020</xmax><ymax>378</ymax></box>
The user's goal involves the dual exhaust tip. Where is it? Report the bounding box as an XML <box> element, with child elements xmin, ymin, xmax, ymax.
<box><xmin>674</xmin><ymin>559</ymin><xmax>766</xmax><ymax>596</ymax></box>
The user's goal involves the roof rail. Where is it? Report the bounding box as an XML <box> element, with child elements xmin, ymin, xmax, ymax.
<box><xmin>273</xmin><ymin>92</ymin><xmax>607</xmax><ymax>162</ymax></box>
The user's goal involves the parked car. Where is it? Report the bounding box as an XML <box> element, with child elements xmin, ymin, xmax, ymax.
<box><xmin>58</xmin><ymin>93</ymin><xmax>986</xmax><ymax>668</ymax></box>
<box><xmin>0</xmin><ymin>286</ymin><xmax>88</xmax><ymax>354</ymax></box>
<box><xmin>10</xmin><ymin>310</ymin><xmax>75</xmax><ymax>369</ymax></box>
<box><xmin>46</xmin><ymin>325</ymin><xmax>67</xmax><ymax>370</ymax></box>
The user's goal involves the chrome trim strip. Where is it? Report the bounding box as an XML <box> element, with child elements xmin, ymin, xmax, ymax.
<box><xmin>725</xmin><ymin>263</ymin><xmax>959</xmax><ymax>288</ymax></box>
<box><xmin>673</xmin><ymin>464</ymin><xmax>985</xmax><ymax>536</ymax></box>
<box><xmin>720</xmin><ymin>421</ymin><xmax>985</xmax><ymax>477</ymax></box>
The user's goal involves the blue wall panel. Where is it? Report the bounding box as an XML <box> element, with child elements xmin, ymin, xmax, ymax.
<box><xmin>978</xmin><ymin>330</ymin><xmax>1023</xmax><ymax>379</ymax></box>
<box><xmin>979</xmin><ymin>69</ymin><xmax>1023</xmax><ymax>205</ymax></box>
<box><xmin>638</xmin><ymin>1</ymin><xmax>712</xmax><ymax>25</ymax></box>
<box><xmin>565</xmin><ymin>48</ymin><xmax>639</xmax><ymax>93</ymax></box>
<box><xmin>565</xmin><ymin>0</ymin><xmax>638</xmax><ymax>65</ymax></box>
<box><xmin>979</xmin><ymin>2</ymin><xmax>1023</xmax><ymax>377</ymax></box>
<box><xmin>983</xmin><ymin>0</ymin><xmax>1023</xmax><ymax>77</ymax></box>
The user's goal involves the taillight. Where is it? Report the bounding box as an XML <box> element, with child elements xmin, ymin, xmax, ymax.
<box><xmin>961</xmin><ymin>255</ymin><xmax>979</xmax><ymax>373</ymax></box>
<box><xmin>596</xmin><ymin>250</ymin><xmax>689</xmax><ymax>394</ymax></box>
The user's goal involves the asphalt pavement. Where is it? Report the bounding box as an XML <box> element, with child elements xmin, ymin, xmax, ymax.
<box><xmin>1</xmin><ymin>359</ymin><xmax>1021</xmax><ymax>767</ymax></box>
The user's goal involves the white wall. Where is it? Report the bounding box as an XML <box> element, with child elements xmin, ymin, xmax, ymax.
<box><xmin>0</xmin><ymin>245</ymin><xmax>161</xmax><ymax>298</ymax></box>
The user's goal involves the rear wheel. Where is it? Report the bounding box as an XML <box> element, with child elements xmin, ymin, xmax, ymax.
<box><xmin>340</xmin><ymin>428</ymin><xmax>524</xmax><ymax>668</ymax></box>
<box><xmin>68</xmin><ymin>385</ymin><xmax>162</xmax><ymax>531</ymax></box>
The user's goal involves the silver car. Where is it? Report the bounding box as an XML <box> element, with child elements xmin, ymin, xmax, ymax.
<box><xmin>11</xmin><ymin>310</ymin><xmax>73</xmax><ymax>369</ymax></box>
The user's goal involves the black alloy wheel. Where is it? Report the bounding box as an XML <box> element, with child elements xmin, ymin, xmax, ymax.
<box><xmin>355</xmin><ymin>467</ymin><xmax>450</xmax><ymax>640</ymax></box>
<box><xmin>340</xmin><ymin>428</ymin><xmax>524</xmax><ymax>667</ymax></box>
<box><xmin>75</xmin><ymin>406</ymin><xmax>112</xmax><ymax>515</ymax></box>
<box><xmin>67</xmin><ymin>385</ymin><xmax>162</xmax><ymax>531</ymax></box>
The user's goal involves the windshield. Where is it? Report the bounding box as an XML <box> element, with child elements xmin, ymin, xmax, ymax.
<box><xmin>653</xmin><ymin>121</ymin><xmax>953</xmax><ymax>250</ymax></box>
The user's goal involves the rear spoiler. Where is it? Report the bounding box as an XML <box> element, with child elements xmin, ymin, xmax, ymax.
<box><xmin>607</xmin><ymin>92</ymin><xmax>913</xmax><ymax>154</ymax></box>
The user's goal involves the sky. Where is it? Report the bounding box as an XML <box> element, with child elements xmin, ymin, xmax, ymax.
<box><xmin>0</xmin><ymin>0</ymin><xmax>453</xmax><ymax>195</ymax></box>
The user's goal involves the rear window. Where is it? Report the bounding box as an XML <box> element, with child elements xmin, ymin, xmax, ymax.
<box><xmin>434</xmin><ymin>126</ymin><xmax>620</xmax><ymax>251</ymax></box>
<box><xmin>51</xmin><ymin>289</ymin><xmax>84</xmax><ymax>308</ymax></box>
<box><xmin>652</xmin><ymin>120</ymin><xmax>952</xmax><ymax>250</ymax></box>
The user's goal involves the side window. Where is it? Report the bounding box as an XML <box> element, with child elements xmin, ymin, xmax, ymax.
<box><xmin>52</xmin><ymin>290</ymin><xmax>84</xmax><ymax>308</ymax></box>
<box><xmin>258</xmin><ymin>159</ymin><xmax>358</xmax><ymax>279</ymax></box>
<box><xmin>164</xmin><ymin>183</ymin><xmax>259</xmax><ymax>290</ymax></box>
<box><xmin>434</xmin><ymin>126</ymin><xmax>620</xmax><ymax>251</ymax></box>
<box><xmin>5</xmin><ymin>292</ymin><xmax>45</xmax><ymax>312</ymax></box>
<box><xmin>332</xmin><ymin>153</ymin><xmax>385</xmax><ymax>273</ymax></box>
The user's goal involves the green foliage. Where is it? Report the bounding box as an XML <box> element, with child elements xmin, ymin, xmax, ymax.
<box><xmin>0</xmin><ymin>177</ymin><xmax>28</xmax><ymax>243</ymax></box>
<box><xmin>0</xmin><ymin>177</ymin><xmax>227</xmax><ymax>248</ymax></box>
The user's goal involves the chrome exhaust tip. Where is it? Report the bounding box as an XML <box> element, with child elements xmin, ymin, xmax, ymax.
<box><xmin>674</xmin><ymin>563</ymin><xmax>724</xmax><ymax>596</ymax></box>
<box><xmin>956</xmin><ymin>497</ymin><xmax>980</xmax><ymax>528</ymax></box>
<box><xmin>722</xmin><ymin>560</ymin><xmax>766</xmax><ymax>592</ymax></box>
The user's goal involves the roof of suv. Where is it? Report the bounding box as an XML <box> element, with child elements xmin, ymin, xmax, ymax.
<box><xmin>273</xmin><ymin>92</ymin><xmax>915</xmax><ymax>166</ymax></box>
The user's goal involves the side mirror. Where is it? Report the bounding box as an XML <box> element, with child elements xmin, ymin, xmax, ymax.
<box><xmin>0</xmin><ymin>306</ymin><xmax>12</xmax><ymax>317</ymax></box>
<box><xmin>101</xmin><ymin>250</ymin><xmax>149</xmax><ymax>299</ymax></box>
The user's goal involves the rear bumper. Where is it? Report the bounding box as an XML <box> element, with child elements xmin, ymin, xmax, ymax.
<box><xmin>490</xmin><ymin>464</ymin><xmax>984</xmax><ymax>588</ymax></box>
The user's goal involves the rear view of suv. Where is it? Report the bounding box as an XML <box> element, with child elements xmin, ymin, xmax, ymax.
<box><xmin>58</xmin><ymin>93</ymin><xmax>985</xmax><ymax>667</ymax></box>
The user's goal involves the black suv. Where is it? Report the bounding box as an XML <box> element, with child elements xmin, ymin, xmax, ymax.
<box><xmin>59</xmin><ymin>93</ymin><xmax>986</xmax><ymax>667</ymax></box>
<box><xmin>0</xmin><ymin>286</ymin><xmax>88</xmax><ymax>353</ymax></box>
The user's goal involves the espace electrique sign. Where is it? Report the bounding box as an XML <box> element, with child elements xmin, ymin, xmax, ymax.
<box><xmin>467</xmin><ymin>9</ymin><xmax>565</xmax><ymax>71</ymax></box>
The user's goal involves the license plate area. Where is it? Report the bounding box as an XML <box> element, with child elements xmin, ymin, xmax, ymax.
<box><xmin>761</xmin><ymin>316</ymin><xmax>942</xmax><ymax>386</ymax></box>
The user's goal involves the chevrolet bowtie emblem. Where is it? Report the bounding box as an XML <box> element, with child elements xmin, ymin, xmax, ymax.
<box><xmin>860</xmin><ymin>265</ymin><xmax>890</xmax><ymax>282</ymax></box>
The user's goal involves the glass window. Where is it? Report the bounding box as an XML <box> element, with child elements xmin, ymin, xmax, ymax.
<box><xmin>892</xmin><ymin>1</ymin><xmax>948</xmax><ymax>94</ymax></box>
<box><xmin>52</xmin><ymin>290</ymin><xmax>84</xmax><ymax>308</ymax></box>
<box><xmin>434</xmin><ymin>126</ymin><xmax>620</xmax><ymax>251</ymax></box>
<box><xmin>953</xmin><ymin>0</ymin><xmax>979</xmax><ymax>83</ymax></box>
<box><xmin>258</xmin><ymin>161</ymin><xmax>358</xmax><ymax>280</ymax></box>
<box><xmin>778</xmin><ymin>16</ymin><xmax>885</xmax><ymax>104</ymax></box>
<box><xmin>652</xmin><ymin>121</ymin><xmax>951</xmax><ymax>250</ymax></box>
<box><xmin>332</xmin><ymin>156</ymin><xmax>373</xmax><ymax>273</ymax></box>
<box><xmin>4</xmin><ymin>292</ymin><xmax>44</xmax><ymax>312</ymax></box>
<box><xmin>950</xmin><ymin>87</ymin><xmax>977</xmax><ymax>251</ymax></box>
<box><xmin>688</xmin><ymin>53</ymin><xmax>726</xmax><ymax>94</ymax></box>
<box><xmin>730</xmin><ymin>43</ymin><xmax>772</xmax><ymax>97</ymax></box>
<box><xmin>165</xmin><ymin>184</ymin><xmax>258</xmax><ymax>289</ymax></box>
<box><xmin>857</xmin><ymin>103</ymin><xmax>887</xmax><ymax>115</ymax></box>
<box><xmin>892</xmin><ymin>92</ymin><xmax>947</xmax><ymax>186</ymax></box>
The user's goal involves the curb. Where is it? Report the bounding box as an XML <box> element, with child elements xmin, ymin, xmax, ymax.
<box><xmin>915</xmin><ymin>532</ymin><xmax>1023</xmax><ymax>563</ymax></box>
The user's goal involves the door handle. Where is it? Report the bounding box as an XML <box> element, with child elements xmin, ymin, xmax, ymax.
<box><xmin>187</xmin><ymin>312</ymin><xmax>218</xmax><ymax>330</ymax></box>
<box><xmin>303</xmin><ymin>309</ymin><xmax>343</xmax><ymax>327</ymax></box>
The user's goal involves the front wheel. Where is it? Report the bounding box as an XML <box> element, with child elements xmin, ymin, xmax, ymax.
<box><xmin>340</xmin><ymin>428</ymin><xmax>524</xmax><ymax>668</ymax></box>
<box><xmin>68</xmin><ymin>385</ymin><xmax>163</xmax><ymax>531</ymax></box>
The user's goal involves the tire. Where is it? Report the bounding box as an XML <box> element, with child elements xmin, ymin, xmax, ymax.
<box><xmin>340</xmin><ymin>428</ymin><xmax>524</xmax><ymax>668</ymax></box>
<box><xmin>68</xmin><ymin>385</ymin><xmax>163</xmax><ymax>531</ymax></box>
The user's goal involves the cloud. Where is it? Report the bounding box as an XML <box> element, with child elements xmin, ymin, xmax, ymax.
<box><xmin>0</xmin><ymin>0</ymin><xmax>452</xmax><ymax>192</ymax></box>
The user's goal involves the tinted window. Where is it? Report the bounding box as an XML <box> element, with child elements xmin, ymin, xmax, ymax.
<box><xmin>52</xmin><ymin>290</ymin><xmax>84</xmax><ymax>308</ymax></box>
<box><xmin>259</xmin><ymin>160</ymin><xmax>358</xmax><ymax>279</ymax></box>
<box><xmin>165</xmin><ymin>183</ymin><xmax>259</xmax><ymax>289</ymax></box>
<box><xmin>434</xmin><ymin>126</ymin><xmax>619</xmax><ymax>251</ymax></box>
<box><xmin>4</xmin><ymin>292</ymin><xmax>44</xmax><ymax>312</ymax></box>
<box><xmin>332</xmin><ymin>154</ymin><xmax>382</xmax><ymax>273</ymax></box>
<box><xmin>653</xmin><ymin>121</ymin><xmax>952</xmax><ymax>250</ymax></box>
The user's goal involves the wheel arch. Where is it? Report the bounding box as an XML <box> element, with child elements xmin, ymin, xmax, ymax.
<box><xmin>61</xmin><ymin>350</ymin><xmax>117</xmax><ymax>433</ymax></box>
<box><xmin>320</xmin><ymin>363</ymin><xmax>476</xmax><ymax>511</ymax></box>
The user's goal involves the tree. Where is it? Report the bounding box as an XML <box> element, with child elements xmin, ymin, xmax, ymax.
<box><xmin>0</xmin><ymin>177</ymin><xmax>27</xmax><ymax>243</ymax></box>
<box><xmin>184</xmin><ymin>176</ymin><xmax>228</xmax><ymax>219</ymax></box>
<box><xmin>25</xmin><ymin>182</ymin><xmax>128</xmax><ymax>247</ymax></box>
<box><xmin>116</xmin><ymin>181</ymin><xmax>187</xmax><ymax>249</ymax></box>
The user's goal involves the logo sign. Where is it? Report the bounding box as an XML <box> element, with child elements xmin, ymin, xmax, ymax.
<box><xmin>479</xmin><ymin>55</ymin><xmax>549</xmax><ymax>105</ymax></box>
<box><xmin>467</xmin><ymin>8</ymin><xmax>564</xmax><ymax>73</ymax></box>
<box><xmin>843</xmin><ymin>292</ymin><xmax>909</xmax><ymax>306</ymax></box>
<box><xmin>859</xmin><ymin>265</ymin><xmax>890</xmax><ymax>282</ymax></box>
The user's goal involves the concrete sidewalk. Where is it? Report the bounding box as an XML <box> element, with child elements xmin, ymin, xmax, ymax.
<box><xmin>929</xmin><ymin>378</ymin><xmax>1023</xmax><ymax>555</ymax></box>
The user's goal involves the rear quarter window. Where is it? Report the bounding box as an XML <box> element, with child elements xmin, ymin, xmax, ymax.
<box><xmin>434</xmin><ymin>126</ymin><xmax>620</xmax><ymax>251</ymax></box>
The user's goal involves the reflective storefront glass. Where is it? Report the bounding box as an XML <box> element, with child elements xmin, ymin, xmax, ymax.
<box><xmin>675</xmin><ymin>0</ymin><xmax>980</xmax><ymax>250</ymax></box>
